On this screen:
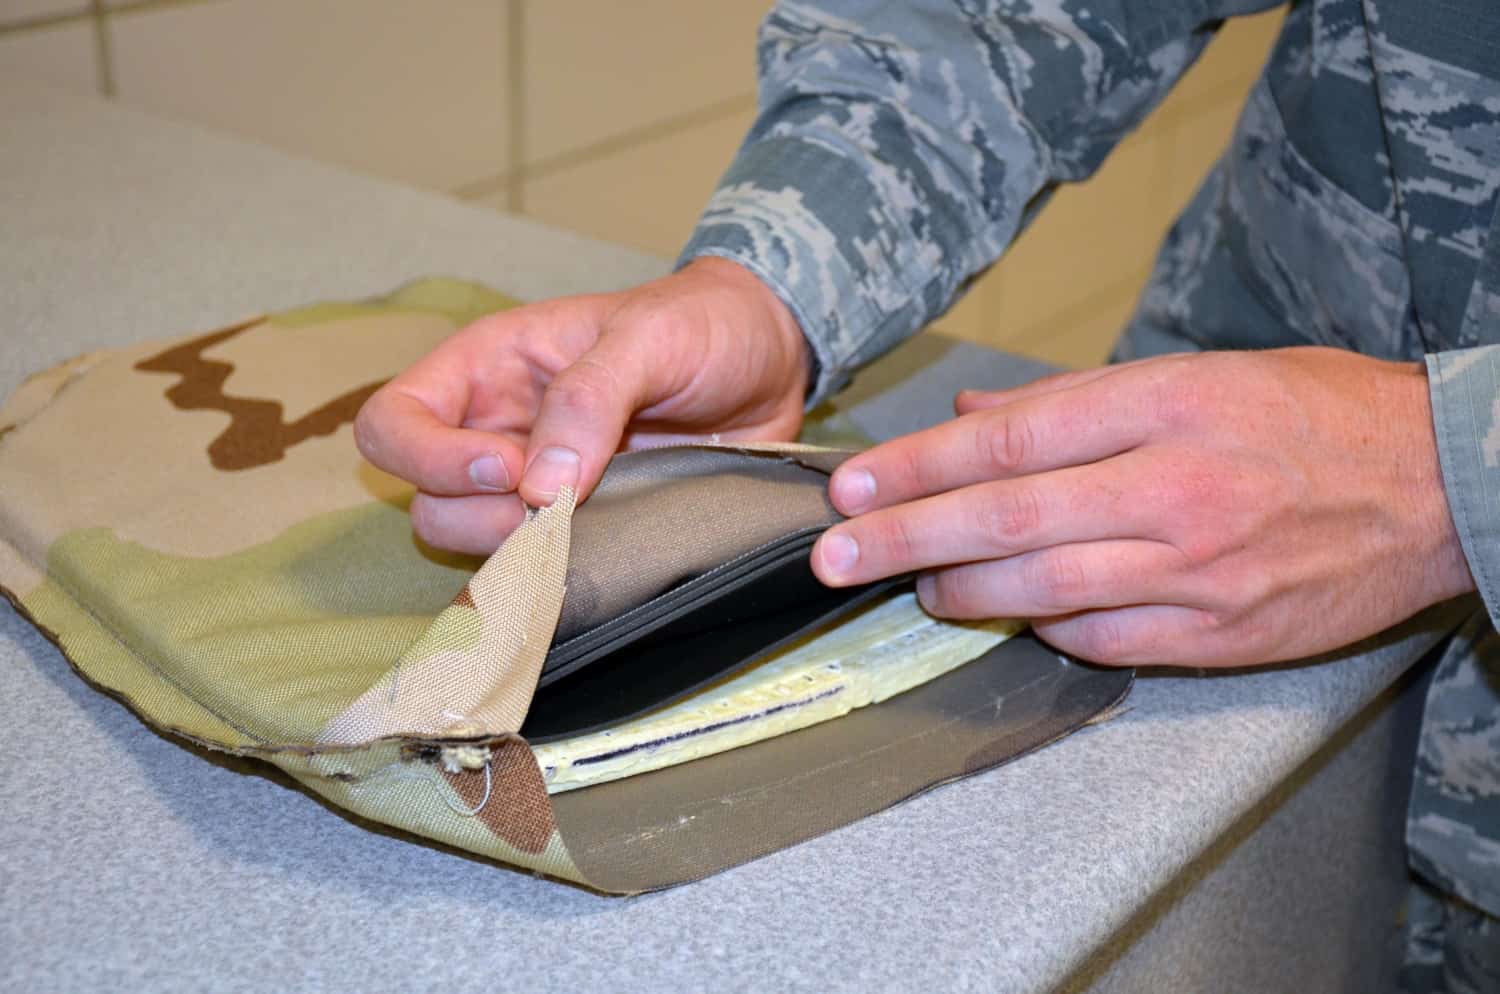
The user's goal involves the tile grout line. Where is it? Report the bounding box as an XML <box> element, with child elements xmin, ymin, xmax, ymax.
<box><xmin>505</xmin><ymin>0</ymin><xmax>525</xmax><ymax>213</ymax></box>
<box><xmin>451</xmin><ymin>91</ymin><xmax>757</xmax><ymax>203</ymax></box>
<box><xmin>89</xmin><ymin>0</ymin><xmax>115</xmax><ymax>97</ymax></box>
<box><xmin>0</xmin><ymin>0</ymin><xmax>215</xmax><ymax>36</ymax></box>
<box><xmin>0</xmin><ymin>6</ymin><xmax>91</xmax><ymax>35</ymax></box>
<box><xmin>107</xmin><ymin>0</ymin><xmax>219</xmax><ymax>19</ymax></box>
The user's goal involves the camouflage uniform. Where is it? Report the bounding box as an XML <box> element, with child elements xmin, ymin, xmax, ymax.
<box><xmin>680</xmin><ymin>0</ymin><xmax>1500</xmax><ymax>985</ymax></box>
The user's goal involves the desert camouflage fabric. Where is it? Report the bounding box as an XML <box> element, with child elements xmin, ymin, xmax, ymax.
<box><xmin>0</xmin><ymin>278</ymin><xmax>1136</xmax><ymax>894</ymax></box>
<box><xmin>681</xmin><ymin>0</ymin><xmax>1500</xmax><ymax>981</ymax></box>
<box><xmin>0</xmin><ymin>279</ymin><xmax>833</xmax><ymax>888</ymax></box>
<box><xmin>0</xmin><ymin>279</ymin><xmax>589</xmax><ymax>882</ymax></box>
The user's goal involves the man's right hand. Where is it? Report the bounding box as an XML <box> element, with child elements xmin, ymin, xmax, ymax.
<box><xmin>353</xmin><ymin>257</ymin><xmax>811</xmax><ymax>555</ymax></box>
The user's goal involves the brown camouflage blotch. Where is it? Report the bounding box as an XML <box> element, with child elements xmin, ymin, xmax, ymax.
<box><xmin>450</xmin><ymin>585</ymin><xmax>475</xmax><ymax>609</ymax></box>
<box><xmin>134</xmin><ymin>321</ymin><xmax>386</xmax><ymax>471</ymax></box>
<box><xmin>443</xmin><ymin>738</ymin><xmax>556</xmax><ymax>854</ymax></box>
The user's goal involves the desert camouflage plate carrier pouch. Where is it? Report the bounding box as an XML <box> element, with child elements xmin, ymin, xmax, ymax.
<box><xmin>0</xmin><ymin>278</ymin><xmax>1133</xmax><ymax>893</ymax></box>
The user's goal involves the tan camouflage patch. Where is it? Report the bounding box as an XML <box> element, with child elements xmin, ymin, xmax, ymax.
<box><xmin>0</xmin><ymin>348</ymin><xmax>113</xmax><ymax>437</ymax></box>
<box><xmin>134</xmin><ymin>320</ymin><xmax>390</xmax><ymax>472</ymax></box>
<box><xmin>201</xmin><ymin>310</ymin><xmax>464</xmax><ymax>439</ymax></box>
<box><xmin>0</xmin><ymin>280</ymin><xmax>516</xmax><ymax>561</ymax></box>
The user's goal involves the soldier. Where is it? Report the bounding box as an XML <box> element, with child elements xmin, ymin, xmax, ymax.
<box><xmin>354</xmin><ymin>1</ymin><xmax>1500</xmax><ymax>987</ymax></box>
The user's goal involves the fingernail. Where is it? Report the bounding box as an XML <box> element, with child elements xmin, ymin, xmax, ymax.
<box><xmin>833</xmin><ymin>468</ymin><xmax>877</xmax><ymax>514</ymax></box>
<box><xmin>821</xmin><ymin>532</ymin><xmax>860</xmax><ymax>579</ymax></box>
<box><xmin>916</xmin><ymin>573</ymin><xmax>937</xmax><ymax>606</ymax></box>
<box><xmin>468</xmin><ymin>454</ymin><xmax>511</xmax><ymax>491</ymax></box>
<box><xmin>525</xmin><ymin>446</ymin><xmax>581</xmax><ymax>502</ymax></box>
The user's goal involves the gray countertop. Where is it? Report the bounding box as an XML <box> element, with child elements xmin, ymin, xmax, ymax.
<box><xmin>0</xmin><ymin>82</ymin><xmax>1455</xmax><ymax>993</ymax></box>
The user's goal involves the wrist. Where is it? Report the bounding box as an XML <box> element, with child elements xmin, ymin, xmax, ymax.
<box><xmin>681</xmin><ymin>255</ymin><xmax>813</xmax><ymax>394</ymax></box>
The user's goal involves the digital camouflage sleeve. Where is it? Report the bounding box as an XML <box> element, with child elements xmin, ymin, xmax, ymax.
<box><xmin>681</xmin><ymin>0</ymin><xmax>1280</xmax><ymax>405</ymax></box>
<box><xmin>680</xmin><ymin>0</ymin><xmax>1500</xmax><ymax>988</ymax></box>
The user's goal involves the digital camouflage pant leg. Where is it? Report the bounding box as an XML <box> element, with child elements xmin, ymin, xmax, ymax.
<box><xmin>1402</xmin><ymin>880</ymin><xmax>1500</xmax><ymax>994</ymax></box>
<box><xmin>1403</xmin><ymin>610</ymin><xmax>1500</xmax><ymax>992</ymax></box>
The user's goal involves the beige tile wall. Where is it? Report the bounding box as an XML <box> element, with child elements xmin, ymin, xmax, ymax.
<box><xmin>109</xmin><ymin>0</ymin><xmax>511</xmax><ymax>191</ymax></box>
<box><xmin>520</xmin><ymin>1</ymin><xmax>767</xmax><ymax>167</ymax></box>
<box><xmin>0</xmin><ymin>0</ymin><xmax>88</xmax><ymax>22</ymax></box>
<box><xmin>477</xmin><ymin>106</ymin><xmax>759</xmax><ymax>265</ymax></box>
<box><xmin>0</xmin><ymin>1</ymin><xmax>1283</xmax><ymax>369</ymax></box>
<box><xmin>0</xmin><ymin>3</ymin><xmax>100</xmax><ymax>95</ymax></box>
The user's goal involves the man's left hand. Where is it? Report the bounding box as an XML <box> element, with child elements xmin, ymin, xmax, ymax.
<box><xmin>811</xmin><ymin>347</ymin><xmax>1475</xmax><ymax>667</ymax></box>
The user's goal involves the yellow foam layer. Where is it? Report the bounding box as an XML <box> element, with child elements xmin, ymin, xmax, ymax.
<box><xmin>533</xmin><ymin>592</ymin><xmax>1022</xmax><ymax>793</ymax></box>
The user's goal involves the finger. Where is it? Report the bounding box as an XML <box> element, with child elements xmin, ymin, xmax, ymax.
<box><xmin>517</xmin><ymin>331</ymin><xmax>662</xmax><ymax>505</ymax></box>
<box><xmin>828</xmin><ymin>377</ymin><xmax>1153</xmax><ymax>515</ymax></box>
<box><xmin>954</xmin><ymin>364</ymin><xmax>1125</xmax><ymax>415</ymax></box>
<box><xmin>952</xmin><ymin>354</ymin><xmax>1181</xmax><ymax>415</ymax></box>
<box><xmin>355</xmin><ymin>385</ymin><xmax>526</xmax><ymax>497</ymax></box>
<box><xmin>408</xmin><ymin>491</ymin><xmax>529</xmax><ymax>556</ymax></box>
<box><xmin>1031</xmin><ymin>604</ymin><xmax>1215</xmax><ymax>667</ymax></box>
<box><xmin>910</xmin><ymin>539</ymin><xmax>1188</xmax><ymax>618</ymax></box>
<box><xmin>813</xmin><ymin>461</ymin><xmax>1154</xmax><ymax>586</ymax></box>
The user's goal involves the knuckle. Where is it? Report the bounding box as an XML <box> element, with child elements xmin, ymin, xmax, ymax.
<box><xmin>1212</xmin><ymin>566</ymin><xmax>1274</xmax><ymax>620</ymax></box>
<box><xmin>1154</xmin><ymin>462</ymin><xmax>1231</xmax><ymax>564</ymax></box>
<box><xmin>1177</xmin><ymin>530</ymin><xmax>1222</xmax><ymax>569</ymax></box>
<box><xmin>876</xmin><ymin>512</ymin><xmax>922</xmax><ymax>567</ymax></box>
<box><xmin>865</xmin><ymin>442</ymin><xmax>927</xmax><ymax>498</ymax></box>
<box><xmin>892</xmin><ymin>443</ymin><xmax>934</xmax><ymax>495</ymax></box>
<box><xmin>1201</xmin><ymin>605</ymin><xmax>1240</xmax><ymax>642</ymax></box>
<box><xmin>1076</xmin><ymin>615</ymin><xmax>1133</xmax><ymax>665</ymax></box>
<box><xmin>924</xmin><ymin>569</ymin><xmax>972</xmax><ymax>618</ymax></box>
<box><xmin>980</xmin><ymin>412</ymin><xmax>1035</xmax><ymax>475</ymax></box>
<box><xmin>1226</xmin><ymin>610</ymin><xmax>1275</xmax><ymax>654</ymax></box>
<box><xmin>548</xmin><ymin>360</ymin><xmax>619</xmax><ymax>415</ymax></box>
<box><xmin>454</xmin><ymin>311</ymin><xmax>531</xmax><ymax>364</ymax></box>
<box><xmin>976</xmin><ymin>485</ymin><xmax>1043</xmax><ymax>549</ymax></box>
<box><xmin>1149</xmin><ymin>362</ymin><xmax>1207</xmax><ymax>428</ymax></box>
<box><xmin>612</xmin><ymin>297</ymin><xmax>689</xmax><ymax>344</ymax></box>
<box><xmin>1024</xmin><ymin>551</ymin><xmax>1087</xmax><ymax>612</ymax></box>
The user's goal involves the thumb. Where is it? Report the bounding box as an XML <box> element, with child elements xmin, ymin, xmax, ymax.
<box><xmin>519</xmin><ymin>339</ymin><xmax>652</xmax><ymax>506</ymax></box>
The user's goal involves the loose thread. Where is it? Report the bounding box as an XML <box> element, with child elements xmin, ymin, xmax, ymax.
<box><xmin>441</xmin><ymin>757</ymin><xmax>493</xmax><ymax>817</ymax></box>
<box><xmin>347</xmin><ymin>754</ymin><xmax>494</xmax><ymax>818</ymax></box>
